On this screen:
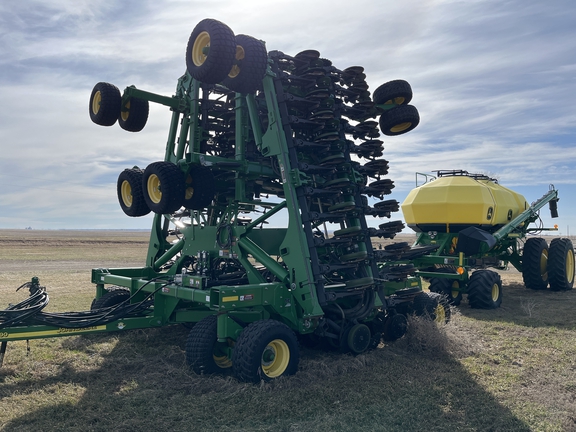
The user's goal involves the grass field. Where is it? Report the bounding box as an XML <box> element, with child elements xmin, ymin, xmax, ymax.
<box><xmin>1</xmin><ymin>230</ymin><xmax>576</xmax><ymax>431</ymax></box>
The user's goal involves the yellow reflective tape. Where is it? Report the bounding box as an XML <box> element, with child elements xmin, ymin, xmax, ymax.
<box><xmin>1</xmin><ymin>325</ymin><xmax>107</xmax><ymax>340</ymax></box>
<box><xmin>222</xmin><ymin>296</ymin><xmax>239</xmax><ymax>302</ymax></box>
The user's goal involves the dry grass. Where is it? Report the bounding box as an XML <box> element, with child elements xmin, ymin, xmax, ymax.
<box><xmin>1</xmin><ymin>230</ymin><xmax>576</xmax><ymax>431</ymax></box>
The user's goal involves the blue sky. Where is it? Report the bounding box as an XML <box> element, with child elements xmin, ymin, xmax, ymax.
<box><xmin>0</xmin><ymin>0</ymin><xmax>575</xmax><ymax>234</ymax></box>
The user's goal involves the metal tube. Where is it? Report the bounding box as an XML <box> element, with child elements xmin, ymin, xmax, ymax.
<box><xmin>153</xmin><ymin>238</ymin><xmax>185</xmax><ymax>271</ymax></box>
<box><xmin>493</xmin><ymin>189</ymin><xmax>558</xmax><ymax>242</ymax></box>
<box><xmin>246</xmin><ymin>93</ymin><xmax>263</xmax><ymax>150</ymax></box>
<box><xmin>244</xmin><ymin>201</ymin><xmax>287</xmax><ymax>233</ymax></box>
<box><xmin>237</xmin><ymin>237</ymin><xmax>289</xmax><ymax>283</ymax></box>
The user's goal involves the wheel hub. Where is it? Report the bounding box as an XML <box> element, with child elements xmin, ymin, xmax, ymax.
<box><xmin>492</xmin><ymin>283</ymin><xmax>500</xmax><ymax>302</ymax></box>
<box><xmin>92</xmin><ymin>91</ymin><xmax>101</xmax><ymax>115</ymax></box>
<box><xmin>390</xmin><ymin>122</ymin><xmax>412</xmax><ymax>133</ymax></box>
<box><xmin>192</xmin><ymin>31</ymin><xmax>210</xmax><ymax>66</ymax></box>
<box><xmin>121</xmin><ymin>100</ymin><xmax>131</xmax><ymax>121</ymax></box>
<box><xmin>261</xmin><ymin>339</ymin><xmax>290</xmax><ymax>378</ymax></box>
<box><xmin>147</xmin><ymin>174</ymin><xmax>162</xmax><ymax>204</ymax></box>
<box><xmin>121</xmin><ymin>180</ymin><xmax>133</xmax><ymax>207</ymax></box>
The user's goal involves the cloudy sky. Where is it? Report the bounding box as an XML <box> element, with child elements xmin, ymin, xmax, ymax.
<box><xmin>0</xmin><ymin>0</ymin><xmax>574</xmax><ymax>234</ymax></box>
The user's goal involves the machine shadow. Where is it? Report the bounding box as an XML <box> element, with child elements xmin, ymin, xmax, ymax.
<box><xmin>1</xmin><ymin>323</ymin><xmax>532</xmax><ymax>431</ymax></box>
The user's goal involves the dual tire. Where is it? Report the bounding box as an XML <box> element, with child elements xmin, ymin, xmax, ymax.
<box><xmin>429</xmin><ymin>272</ymin><xmax>502</xmax><ymax>310</ymax></box>
<box><xmin>89</xmin><ymin>82</ymin><xmax>149</xmax><ymax>132</ymax></box>
<box><xmin>117</xmin><ymin>163</ymin><xmax>215</xmax><ymax>217</ymax></box>
<box><xmin>185</xmin><ymin>317</ymin><xmax>299</xmax><ymax>383</ymax></box>
<box><xmin>186</xmin><ymin>19</ymin><xmax>267</xmax><ymax>94</ymax></box>
<box><xmin>373</xmin><ymin>79</ymin><xmax>420</xmax><ymax>136</ymax></box>
<box><xmin>522</xmin><ymin>237</ymin><xmax>574</xmax><ymax>291</ymax></box>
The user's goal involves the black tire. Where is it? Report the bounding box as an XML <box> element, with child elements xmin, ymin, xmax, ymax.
<box><xmin>413</xmin><ymin>291</ymin><xmax>434</xmax><ymax>316</ymax></box>
<box><xmin>119</xmin><ymin>97</ymin><xmax>149</xmax><ymax>132</ymax></box>
<box><xmin>379</xmin><ymin>104</ymin><xmax>420</xmax><ymax>136</ymax></box>
<box><xmin>186</xmin><ymin>315</ymin><xmax>232</xmax><ymax>375</ymax></box>
<box><xmin>183</xmin><ymin>165</ymin><xmax>216</xmax><ymax>210</ymax></box>
<box><xmin>232</xmin><ymin>320</ymin><xmax>299</xmax><ymax>383</ymax></box>
<box><xmin>89</xmin><ymin>82</ymin><xmax>121</xmax><ymax>126</ymax></box>
<box><xmin>373</xmin><ymin>79</ymin><xmax>413</xmax><ymax>106</ymax></box>
<box><xmin>522</xmin><ymin>237</ymin><xmax>549</xmax><ymax>290</ymax></box>
<box><xmin>345</xmin><ymin>323</ymin><xmax>371</xmax><ymax>354</ymax></box>
<box><xmin>548</xmin><ymin>238</ymin><xmax>575</xmax><ymax>291</ymax></box>
<box><xmin>142</xmin><ymin>161</ymin><xmax>185</xmax><ymax>214</ymax></box>
<box><xmin>117</xmin><ymin>168</ymin><xmax>151</xmax><ymax>217</ymax></box>
<box><xmin>185</xmin><ymin>19</ymin><xmax>236</xmax><ymax>84</ymax></box>
<box><xmin>382</xmin><ymin>313</ymin><xmax>408</xmax><ymax>341</ymax></box>
<box><xmin>467</xmin><ymin>270</ymin><xmax>502</xmax><ymax>309</ymax></box>
<box><xmin>429</xmin><ymin>278</ymin><xmax>462</xmax><ymax>306</ymax></box>
<box><xmin>222</xmin><ymin>34</ymin><xmax>268</xmax><ymax>94</ymax></box>
<box><xmin>428</xmin><ymin>292</ymin><xmax>451</xmax><ymax>324</ymax></box>
<box><xmin>91</xmin><ymin>288</ymin><xmax>130</xmax><ymax>310</ymax></box>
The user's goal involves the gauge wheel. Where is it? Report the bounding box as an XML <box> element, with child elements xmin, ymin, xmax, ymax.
<box><xmin>117</xmin><ymin>168</ymin><xmax>150</xmax><ymax>217</ymax></box>
<box><xmin>467</xmin><ymin>270</ymin><xmax>502</xmax><ymax>309</ymax></box>
<box><xmin>186</xmin><ymin>18</ymin><xmax>236</xmax><ymax>84</ymax></box>
<box><xmin>142</xmin><ymin>161</ymin><xmax>185</xmax><ymax>214</ymax></box>
<box><xmin>222</xmin><ymin>34</ymin><xmax>268</xmax><ymax>94</ymax></box>
<box><xmin>90</xmin><ymin>288</ymin><xmax>130</xmax><ymax>310</ymax></box>
<box><xmin>428</xmin><ymin>292</ymin><xmax>451</xmax><ymax>324</ymax></box>
<box><xmin>233</xmin><ymin>319</ymin><xmax>299</xmax><ymax>383</ymax></box>
<box><xmin>373</xmin><ymin>79</ymin><xmax>412</xmax><ymax>106</ymax></box>
<box><xmin>379</xmin><ymin>104</ymin><xmax>420</xmax><ymax>136</ymax></box>
<box><xmin>89</xmin><ymin>82</ymin><xmax>121</xmax><ymax>126</ymax></box>
<box><xmin>186</xmin><ymin>315</ymin><xmax>233</xmax><ymax>375</ymax></box>
<box><xmin>429</xmin><ymin>278</ymin><xmax>463</xmax><ymax>306</ymax></box>
<box><xmin>118</xmin><ymin>97</ymin><xmax>149</xmax><ymax>132</ymax></box>
<box><xmin>183</xmin><ymin>165</ymin><xmax>215</xmax><ymax>210</ymax></box>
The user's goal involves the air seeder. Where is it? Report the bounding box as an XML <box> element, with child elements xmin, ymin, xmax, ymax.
<box><xmin>1</xmin><ymin>19</ymin><xmax>448</xmax><ymax>381</ymax></box>
<box><xmin>401</xmin><ymin>170</ymin><xmax>575</xmax><ymax>308</ymax></box>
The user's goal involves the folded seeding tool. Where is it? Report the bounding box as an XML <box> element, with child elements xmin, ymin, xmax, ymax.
<box><xmin>6</xmin><ymin>18</ymin><xmax>514</xmax><ymax>381</ymax></box>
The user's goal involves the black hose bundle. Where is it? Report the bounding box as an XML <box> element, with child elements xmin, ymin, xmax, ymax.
<box><xmin>0</xmin><ymin>281</ymin><xmax>49</xmax><ymax>329</ymax></box>
<box><xmin>1</xmin><ymin>279</ymin><xmax>166</xmax><ymax>330</ymax></box>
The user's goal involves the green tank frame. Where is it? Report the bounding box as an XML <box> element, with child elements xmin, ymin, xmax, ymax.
<box><xmin>408</xmin><ymin>178</ymin><xmax>574</xmax><ymax>308</ymax></box>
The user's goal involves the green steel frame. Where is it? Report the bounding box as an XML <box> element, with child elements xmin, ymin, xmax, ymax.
<box><xmin>2</xmin><ymin>49</ymin><xmax>424</xmax><ymax>355</ymax></box>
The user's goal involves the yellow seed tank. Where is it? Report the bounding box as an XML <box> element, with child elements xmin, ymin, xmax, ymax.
<box><xmin>401</xmin><ymin>171</ymin><xmax>528</xmax><ymax>233</ymax></box>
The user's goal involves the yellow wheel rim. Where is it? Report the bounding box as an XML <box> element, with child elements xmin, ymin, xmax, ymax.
<box><xmin>92</xmin><ymin>91</ymin><xmax>101</xmax><ymax>115</ymax></box>
<box><xmin>192</xmin><ymin>31</ymin><xmax>210</xmax><ymax>66</ymax></box>
<box><xmin>385</xmin><ymin>96</ymin><xmax>405</xmax><ymax>105</ymax></box>
<box><xmin>434</xmin><ymin>304</ymin><xmax>446</xmax><ymax>324</ymax></box>
<box><xmin>121</xmin><ymin>180</ymin><xmax>133</xmax><ymax>207</ymax></box>
<box><xmin>390</xmin><ymin>122</ymin><xmax>412</xmax><ymax>133</ymax></box>
<box><xmin>121</xmin><ymin>100</ymin><xmax>131</xmax><ymax>121</ymax></box>
<box><xmin>492</xmin><ymin>283</ymin><xmax>500</xmax><ymax>302</ymax></box>
<box><xmin>185</xmin><ymin>175</ymin><xmax>194</xmax><ymax>200</ymax></box>
<box><xmin>147</xmin><ymin>174</ymin><xmax>162</xmax><ymax>204</ymax></box>
<box><xmin>451</xmin><ymin>281</ymin><xmax>459</xmax><ymax>299</ymax></box>
<box><xmin>228</xmin><ymin>45</ymin><xmax>246</xmax><ymax>78</ymax></box>
<box><xmin>540</xmin><ymin>249</ymin><xmax>549</xmax><ymax>281</ymax></box>
<box><xmin>567</xmin><ymin>250</ymin><xmax>575</xmax><ymax>283</ymax></box>
<box><xmin>213</xmin><ymin>354</ymin><xmax>233</xmax><ymax>369</ymax></box>
<box><xmin>261</xmin><ymin>339</ymin><xmax>290</xmax><ymax>378</ymax></box>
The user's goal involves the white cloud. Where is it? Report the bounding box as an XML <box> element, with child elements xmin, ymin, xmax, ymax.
<box><xmin>0</xmin><ymin>0</ymin><xmax>575</xmax><ymax>231</ymax></box>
